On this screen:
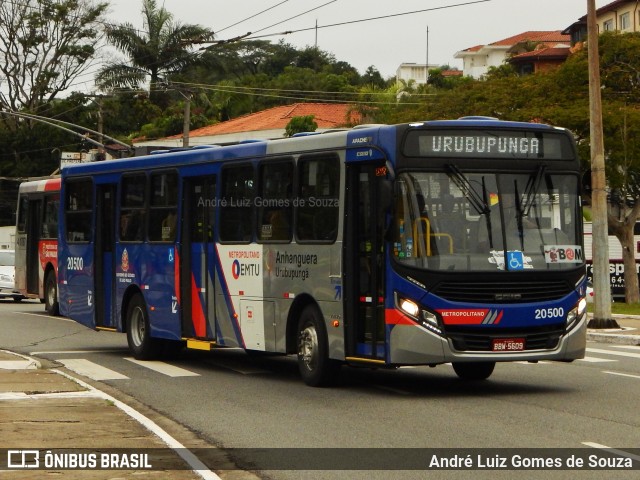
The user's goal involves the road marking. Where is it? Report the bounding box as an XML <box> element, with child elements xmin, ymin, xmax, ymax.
<box><xmin>53</xmin><ymin>369</ymin><xmax>221</xmax><ymax>480</ymax></box>
<box><xmin>603</xmin><ymin>371</ymin><xmax>640</xmax><ymax>380</ymax></box>
<box><xmin>582</xmin><ymin>442</ymin><xmax>640</xmax><ymax>462</ymax></box>
<box><xmin>610</xmin><ymin>345</ymin><xmax>640</xmax><ymax>351</ymax></box>
<box><xmin>0</xmin><ymin>360</ymin><xmax>39</xmax><ymax>370</ymax></box>
<box><xmin>514</xmin><ymin>361</ymin><xmax>552</xmax><ymax>365</ymax></box>
<box><xmin>124</xmin><ymin>357</ymin><xmax>200</xmax><ymax>377</ymax></box>
<box><xmin>577</xmin><ymin>356</ymin><xmax>617</xmax><ymax>363</ymax></box>
<box><xmin>586</xmin><ymin>347</ymin><xmax>640</xmax><ymax>359</ymax></box>
<box><xmin>59</xmin><ymin>359</ymin><xmax>129</xmax><ymax>380</ymax></box>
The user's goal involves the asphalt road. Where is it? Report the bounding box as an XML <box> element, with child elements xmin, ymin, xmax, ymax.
<box><xmin>1</xmin><ymin>298</ymin><xmax>639</xmax><ymax>480</ymax></box>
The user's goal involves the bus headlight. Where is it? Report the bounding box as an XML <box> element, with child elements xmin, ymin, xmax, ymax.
<box><xmin>395</xmin><ymin>293</ymin><xmax>442</xmax><ymax>335</ymax></box>
<box><xmin>566</xmin><ymin>298</ymin><xmax>587</xmax><ymax>331</ymax></box>
<box><xmin>399</xmin><ymin>298</ymin><xmax>419</xmax><ymax>317</ymax></box>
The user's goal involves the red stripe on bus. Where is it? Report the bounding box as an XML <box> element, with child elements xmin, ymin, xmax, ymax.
<box><xmin>190</xmin><ymin>274</ymin><xmax>206</xmax><ymax>337</ymax></box>
<box><xmin>44</xmin><ymin>178</ymin><xmax>61</xmax><ymax>191</ymax></box>
<box><xmin>384</xmin><ymin>309</ymin><xmax>415</xmax><ymax>326</ymax></box>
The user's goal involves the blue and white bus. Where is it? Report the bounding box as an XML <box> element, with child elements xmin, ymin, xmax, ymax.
<box><xmin>58</xmin><ymin>118</ymin><xmax>587</xmax><ymax>386</ymax></box>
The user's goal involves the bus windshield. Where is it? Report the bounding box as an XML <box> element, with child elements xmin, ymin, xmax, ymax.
<box><xmin>393</xmin><ymin>169</ymin><xmax>583</xmax><ymax>272</ymax></box>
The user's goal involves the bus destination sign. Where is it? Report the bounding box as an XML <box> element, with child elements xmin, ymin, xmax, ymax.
<box><xmin>403</xmin><ymin>130</ymin><xmax>570</xmax><ymax>160</ymax></box>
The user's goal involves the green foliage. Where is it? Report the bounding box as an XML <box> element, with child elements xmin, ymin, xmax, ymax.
<box><xmin>96</xmin><ymin>0</ymin><xmax>215</xmax><ymax>104</ymax></box>
<box><xmin>285</xmin><ymin>116</ymin><xmax>318</xmax><ymax>137</ymax></box>
<box><xmin>0</xmin><ymin>0</ymin><xmax>108</xmax><ymax>114</ymax></box>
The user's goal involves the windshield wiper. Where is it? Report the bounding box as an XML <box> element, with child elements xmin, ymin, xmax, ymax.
<box><xmin>521</xmin><ymin>165</ymin><xmax>546</xmax><ymax>217</ymax></box>
<box><xmin>446</xmin><ymin>165</ymin><xmax>494</xmax><ymax>248</ymax></box>
<box><xmin>446</xmin><ymin>165</ymin><xmax>490</xmax><ymax>215</ymax></box>
<box><xmin>514</xmin><ymin>180</ymin><xmax>525</xmax><ymax>250</ymax></box>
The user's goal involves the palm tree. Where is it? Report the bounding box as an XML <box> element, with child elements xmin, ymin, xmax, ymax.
<box><xmin>96</xmin><ymin>0</ymin><xmax>214</xmax><ymax>104</ymax></box>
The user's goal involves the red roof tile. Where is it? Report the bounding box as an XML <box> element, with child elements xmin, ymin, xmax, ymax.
<box><xmin>490</xmin><ymin>31</ymin><xmax>570</xmax><ymax>46</ymax></box>
<box><xmin>509</xmin><ymin>46</ymin><xmax>571</xmax><ymax>61</ymax></box>
<box><xmin>172</xmin><ymin>103</ymin><xmax>360</xmax><ymax>139</ymax></box>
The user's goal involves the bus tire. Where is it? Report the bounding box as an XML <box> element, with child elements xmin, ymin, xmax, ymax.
<box><xmin>44</xmin><ymin>271</ymin><xmax>59</xmax><ymax>316</ymax></box>
<box><xmin>297</xmin><ymin>305</ymin><xmax>339</xmax><ymax>387</ymax></box>
<box><xmin>452</xmin><ymin>361</ymin><xmax>495</xmax><ymax>381</ymax></box>
<box><xmin>126</xmin><ymin>294</ymin><xmax>161</xmax><ymax>360</ymax></box>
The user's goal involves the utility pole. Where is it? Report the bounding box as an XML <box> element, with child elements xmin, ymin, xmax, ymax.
<box><xmin>182</xmin><ymin>92</ymin><xmax>191</xmax><ymax>148</ymax></box>
<box><xmin>587</xmin><ymin>0</ymin><xmax>617</xmax><ymax>328</ymax></box>
<box><xmin>426</xmin><ymin>27</ymin><xmax>429</xmax><ymax>85</ymax></box>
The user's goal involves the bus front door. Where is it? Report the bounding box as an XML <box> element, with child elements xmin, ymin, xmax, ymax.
<box><xmin>25</xmin><ymin>198</ymin><xmax>42</xmax><ymax>295</ymax></box>
<box><xmin>344</xmin><ymin>164</ymin><xmax>387</xmax><ymax>362</ymax></box>
<box><xmin>95</xmin><ymin>184</ymin><xmax>116</xmax><ymax>328</ymax></box>
<box><xmin>181</xmin><ymin>177</ymin><xmax>216</xmax><ymax>341</ymax></box>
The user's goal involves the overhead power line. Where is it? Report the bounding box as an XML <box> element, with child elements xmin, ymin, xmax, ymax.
<box><xmin>242</xmin><ymin>0</ymin><xmax>491</xmax><ymax>41</ymax></box>
<box><xmin>199</xmin><ymin>0</ymin><xmax>490</xmax><ymax>48</ymax></box>
<box><xmin>216</xmin><ymin>0</ymin><xmax>290</xmax><ymax>34</ymax></box>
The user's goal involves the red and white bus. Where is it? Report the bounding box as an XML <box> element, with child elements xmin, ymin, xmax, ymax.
<box><xmin>15</xmin><ymin>177</ymin><xmax>61</xmax><ymax>314</ymax></box>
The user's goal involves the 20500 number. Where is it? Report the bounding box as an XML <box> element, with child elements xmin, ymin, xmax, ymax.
<box><xmin>67</xmin><ymin>256</ymin><xmax>84</xmax><ymax>271</ymax></box>
<box><xmin>534</xmin><ymin>307</ymin><xmax>564</xmax><ymax>319</ymax></box>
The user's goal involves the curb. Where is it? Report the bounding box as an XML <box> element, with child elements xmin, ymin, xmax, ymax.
<box><xmin>586</xmin><ymin>331</ymin><xmax>640</xmax><ymax>345</ymax></box>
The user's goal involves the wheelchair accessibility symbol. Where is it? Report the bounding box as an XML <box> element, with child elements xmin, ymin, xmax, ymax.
<box><xmin>507</xmin><ymin>251</ymin><xmax>524</xmax><ymax>271</ymax></box>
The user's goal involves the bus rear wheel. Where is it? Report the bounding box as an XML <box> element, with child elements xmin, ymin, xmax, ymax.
<box><xmin>297</xmin><ymin>305</ymin><xmax>339</xmax><ymax>387</ymax></box>
<box><xmin>452</xmin><ymin>362</ymin><xmax>495</xmax><ymax>381</ymax></box>
<box><xmin>126</xmin><ymin>294</ymin><xmax>161</xmax><ymax>360</ymax></box>
<box><xmin>44</xmin><ymin>271</ymin><xmax>59</xmax><ymax>316</ymax></box>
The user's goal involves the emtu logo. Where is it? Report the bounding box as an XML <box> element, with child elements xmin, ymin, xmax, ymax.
<box><xmin>232</xmin><ymin>259</ymin><xmax>241</xmax><ymax>280</ymax></box>
<box><xmin>231</xmin><ymin>259</ymin><xmax>260</xmax><ymax>280</ymax></box>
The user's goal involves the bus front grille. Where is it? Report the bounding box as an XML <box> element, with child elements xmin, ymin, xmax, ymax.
<box><xmin>432</xmin><ymin>280</ymin><xmax>572</xmax><ymax>303</ymax></box>
<box><xmin>446</xmin><ymin>325</ymin><xmax>564</xmax><ymax>352</ymax></box>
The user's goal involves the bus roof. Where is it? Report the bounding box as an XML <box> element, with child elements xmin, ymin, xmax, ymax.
<box><xmin>61</xmin><ymin>119</ymin><xmax>568</xmax><ymax>177</ymax></box>
<box><xmin>18</xmin><ymin>177</ymin><xmax>61</xmax><ymax>193</ymax></box>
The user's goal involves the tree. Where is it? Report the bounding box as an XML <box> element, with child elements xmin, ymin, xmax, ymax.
<box><xmin>0</xmin><ymin>0</ymin><xmax>108</xmax><ymax>120</ymax></box>
<box><xmin>285</xmin><ymin>115</ymin><xmax>317</xmax><ymax>137</ymax></box>
<box><xmin>96</xmin><ymin>0</ymin><xmax>214</xmax><ymax>105</ymax></box>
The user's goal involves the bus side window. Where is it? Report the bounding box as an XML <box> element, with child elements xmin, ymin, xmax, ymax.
<box><xmin>257</xmin><ymin>159</ymin><xmax>293</xmax><ymax>242</ymax></box>
<box><xmin>41</xmin><ymin>194</ymin><xmax>60</xmax><ymax>240</ymax></box>
<box><xmin>120</xmin><ymin>174</ymin><xmax>147</xmax><ymax>242</ymax></box>
<box><xmin>17</xmin><ymin>195</ymin><xmax>28</xmax><ymax>233</ymax></box>
<box><xmin>296</xmin><ymin>153</ymin><xmax>339</xmax><ymax>242</ymax></box>
<box><xmin>148</xmin><ymin>172</ymin><xmax>178</xmax><ymax>242</ymax></box>
<box><xmin>220</xmin><ymin>165</ymin><xmax>254</xmax><ymax>243</ymax></box>
<box><xmin>65</xmin><ymin>180</ymin><xmax>92</xmax><ymax>243</ymax></box>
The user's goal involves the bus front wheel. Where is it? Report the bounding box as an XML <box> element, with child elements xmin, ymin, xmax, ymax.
<box><xmin>44</xmin><ymin>271</ymin><xmax>59</xmax><ymax>316</ymax></box>
<box><xmin>297</xmin><ymin>306</ymin><xmax>339</xmax><ymax>387</ymax></box>
<box><xmin>126</xmin><ymin>295</ymin><xmax>161</xmax><ymax>360</ymax></box>
<box><xmin>452</xmin><ymin>361</ymin><xmax>495</xmax><ymax>381</ymax></box>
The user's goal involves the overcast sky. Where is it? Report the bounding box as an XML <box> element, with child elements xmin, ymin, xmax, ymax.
<box><xmin>104</xmin><ymin>0</ymin><xmax>609</xmax><ymax>78</ymax></box>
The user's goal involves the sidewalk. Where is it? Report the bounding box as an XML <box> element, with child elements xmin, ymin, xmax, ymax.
<box><xmin>0</xmin><ymin>350</ymin><xmax>259</xmax><ymax>480</ymax></box>
<box><xmin>586</xmin><ymin>314</ymin><xmax>640</xmax><ymax>345</ymax></box>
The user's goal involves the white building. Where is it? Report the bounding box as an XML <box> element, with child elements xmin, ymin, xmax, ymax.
<box><xmin>454</xmin><ymin>31</ymin><xmax>571</xmax><ymax>79</ymax></box>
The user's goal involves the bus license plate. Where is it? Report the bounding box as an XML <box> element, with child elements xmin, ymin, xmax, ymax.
<box><xmin>492</xmin><ymin>338</ymin><xmax>525</xmax><ymax>351</ymax></box>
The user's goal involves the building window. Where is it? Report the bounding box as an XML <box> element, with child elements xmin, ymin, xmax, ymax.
<box><xmin>620</xmin><ymin>12</ymin><xmax>630</xmax><ymax>30</ymax></box>
<box><xmin>603</xmin><ymin>19</ymin><xmax>614</xmax><ymax>31</ymax></box>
